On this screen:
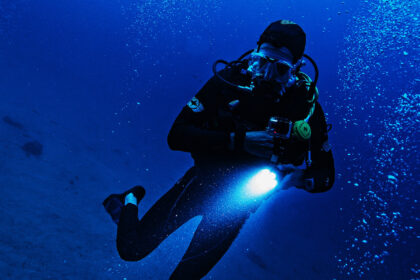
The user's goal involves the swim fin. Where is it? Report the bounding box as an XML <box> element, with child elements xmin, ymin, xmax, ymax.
<box><xmin>102</xmin><ymin>185</ymin><xmax>145</xmax><ymax>224</ymax></box>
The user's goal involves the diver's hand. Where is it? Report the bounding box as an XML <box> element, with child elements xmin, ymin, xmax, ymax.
<box><xmin>243</xmin><ymin>131</ymin><xmax>274</xmax><ymax>159</ymax></box>
<box><xmin>277</xmin><ymin>164</ymin><xmax>314</xmax><ymax>191</ymax></box>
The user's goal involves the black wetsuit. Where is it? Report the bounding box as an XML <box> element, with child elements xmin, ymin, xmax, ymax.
<box><xmin>116</xmin><ymin>66</ymin><xmax>335</xmax><ymax>279</ymax></box>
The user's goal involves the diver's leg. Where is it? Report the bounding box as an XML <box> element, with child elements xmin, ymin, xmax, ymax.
<box><xmin>169</xmin><ymin>215</ymin><xmax>248</xmax><ymax>280</ymax></box>
<box><xmin>103</xmin><ymin>186</ymin><xmax>145</xmax><ymax>224</ymax></box>
<box><xmin>116</xmin><ymin>167</ymin><xmax>201</xmax><ymax>261</ymax></box>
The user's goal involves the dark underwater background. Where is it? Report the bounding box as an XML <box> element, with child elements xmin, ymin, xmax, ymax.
<box><xmin>0</xmin><ymin>0</ymin><xmax>418</xmax><ymax>279</ymax></box>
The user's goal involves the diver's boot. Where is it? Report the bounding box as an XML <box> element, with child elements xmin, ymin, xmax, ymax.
<box><xmin>102</xmin><ymin>186</ymin><xmax>145</xmax><ymax>224</ymax></box>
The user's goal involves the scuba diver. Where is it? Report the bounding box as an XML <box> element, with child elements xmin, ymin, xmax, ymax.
<box><xmin>103</xmin><ymin>20</ymin><xmax>335</xmax><ymax>279</ymax></box>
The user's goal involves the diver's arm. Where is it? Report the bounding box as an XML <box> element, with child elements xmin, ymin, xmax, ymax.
<box><xmin>167</xmin><ymin>107</ymin><xmax>231</xmax><ymax>152</ymax></box>
<box><xmin>167</xmin><ymin>76</ymin><xmax>231</xmax><ymax>153</ymax></box>
<box><xmin>303</xmin><ymin>102</ymin><xmax>335</xmax><ymax>193</ymax></box>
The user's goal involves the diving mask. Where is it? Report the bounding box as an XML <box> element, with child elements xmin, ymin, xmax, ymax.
<box><xmin>247</xmin><ymin>44</ymin><xmax>297</xmax><ymax>86</ymax></box>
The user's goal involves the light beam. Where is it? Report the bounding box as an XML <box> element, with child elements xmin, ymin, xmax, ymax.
<box><xmin>244</xmin><ymin>168</ymin><xmax>278</xmax><ymax>197</ymax></box>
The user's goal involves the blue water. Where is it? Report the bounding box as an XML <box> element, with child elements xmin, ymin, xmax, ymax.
<box><xmin>0</xmin><ymin>0</ymin><xmax>418</xmax><ymax>279</ymax></box>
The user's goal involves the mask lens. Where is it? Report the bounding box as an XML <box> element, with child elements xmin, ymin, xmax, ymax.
<box><xmin>258</xmin><ymin>57</ymin><xmax>268</xmax><ymax>68</ymax></box>
<box><xmin>276</xmin><ymin>63</ymin><xmax>291</xmax><ymax>76</ymax></box>
<box><xmin>261</xmin><ymin>55</ymin><xmax>292</xmax><ymax>77</ymax></box>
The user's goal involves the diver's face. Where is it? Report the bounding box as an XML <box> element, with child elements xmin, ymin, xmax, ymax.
<box><xmin>250</xmin><ymin>53</ymin><xmax>293</xmax><ymax>83</ymax></box>
<box><xmin>248</xmin><ymin>45</ymin><xmax>296</xmax><ymax>91</ymax></box>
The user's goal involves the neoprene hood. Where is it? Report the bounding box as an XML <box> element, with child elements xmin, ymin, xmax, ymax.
<box><xmin>257</xmin><ymin>20</ymin><xmax>306</xmax><ymax>64</ymax></box>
